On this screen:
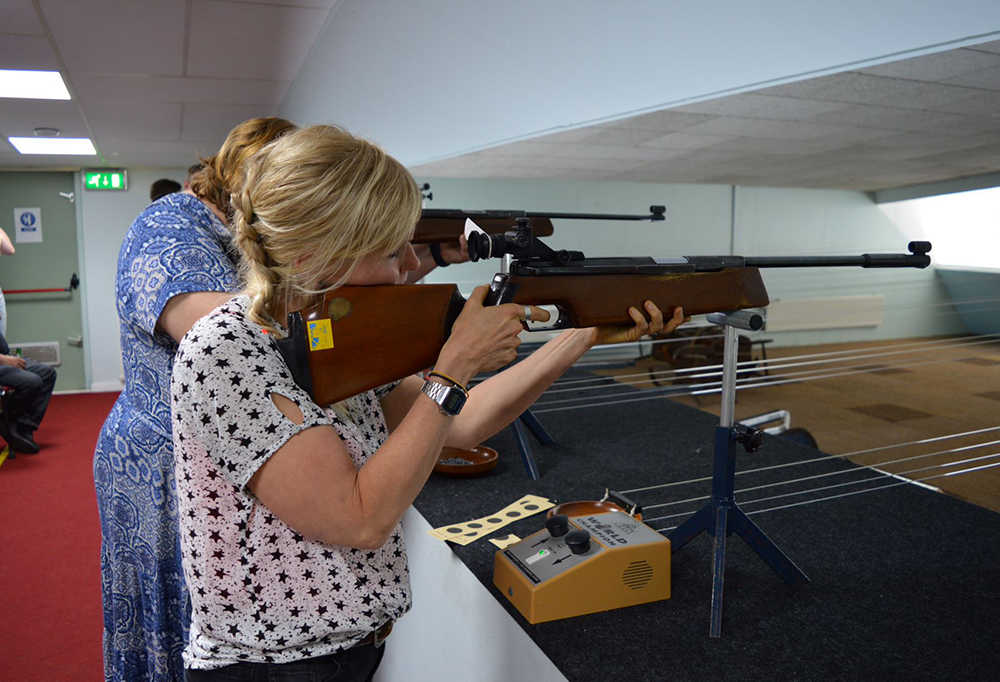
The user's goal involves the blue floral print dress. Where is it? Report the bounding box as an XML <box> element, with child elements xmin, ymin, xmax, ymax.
<box><xmin>93</xmin><ymin>192</ymin><xmax>240</xmax><ymax>682</ymax></box>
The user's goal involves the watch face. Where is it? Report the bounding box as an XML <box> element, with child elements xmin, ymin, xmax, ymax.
<box><xmin>441</xmin><ymin>387</ymin><xmax>467</xmax><ymax>414</ymax></box>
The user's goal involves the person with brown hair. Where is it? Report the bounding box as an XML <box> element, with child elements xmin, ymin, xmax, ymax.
<box><xmin>170</xmin><ymin>125</ymin><xmax>684</xmax><ymax>680</ymax></box>
<box><xmin>93</xmin><ymin>117</ymin><xmax>297</xmax><ymax>682</ymax></box>
<box><xmin>150</xmin><ymin>178</ymin><xmax>182</xmax><ymax>202</ymax></box>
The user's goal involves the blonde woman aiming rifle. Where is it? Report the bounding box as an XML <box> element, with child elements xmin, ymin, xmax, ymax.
<box><xmin>170</xmin><ymin>125</ymin><xmax>684</xmax><ymax>681</ymax></box>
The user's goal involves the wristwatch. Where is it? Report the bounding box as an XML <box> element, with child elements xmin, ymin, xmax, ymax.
<box><xmin>420</xmin><ymin>379</ymin><xmax>467</xmax><ymax>416</ymax></box>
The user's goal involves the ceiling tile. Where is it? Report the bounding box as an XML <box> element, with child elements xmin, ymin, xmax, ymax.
<box><xmin>562</xmin><ymin>127</ymin><xmax>668</xmax><ymax>146</ymax></box>
<box><xmin>71</xmin><ymin>73</ymin><xmax>290</xmax><ymax>106</ymax></box>
<box><xmin>811</xmin><ymin>105</ymin><xmax>968</xmax><ymax>132</ymax></box>
<box><xmin>180</xmin><ymin>103</ymin><xmax>280</xmax><ymax>141</ymax></box>
<box><xmin>187</xmin><ymin>1</ymin><xmax>329</xmax><ymax>80</ymax></box>
<box><xmin>681</xmin><ymin>117</ymin><xmax>848</xmax><ymax>140</ymax></box>
<box><xmin>641</xmin><ymin>131</ymin><xmax>734</xmax><ymax>150</ymax></box>
<box><xmin>926</xmin><ymin>91</ymin><xmax>1000</xmax><ymax>118</ymax></box>
<box><xmin>602</xmin><ymin>110</ymin><xmax>716</xmax><ymax>133</ymax></box>
<box><xmin>878</xmin><ymin>81</ymin><xmax>987</xmax><ymax>110</ymax></box>
<box><xmin>0</xmin><ymin>98</ymin><xmax>89</xmax><ymax>137</ymax></box>
<box><xmin>670</xmin><ymin>93</ymin><xmax>849</xmax><ymax>121</ymax></box>
<box><xmin>758</xmin><ymin>72</ymin><xmax>918</xmax><ymax>104</ymax></box>
<box><xmin>41</xmin><ymin>0</ymin><xmax>186</xmax><ymax>75</ymax></box>
<box><xmin>101</xmin><ymin>152</ymin><xmax>204</xmax><ymax>169</ymax></box>
<box><xmin>944</xmin><ymin>66</ymin><xmax>1000</xmax><ymax>91</ymax></box>
<box><xmin>859</xmin><ymin>48</ymin><xmax>1000</xmax><ymax>82</ymax></box>
<box><xmin>0</xmin><ymin>0</ymin><xmax>44</xmax><ymax>34</ymax></box>
<box><xmin>85</xmin><ymin>100</ymin><xmax>183</xmax><ymax>141</ymax></box>
<box><xmin>235</xmin><ymin>0</ymin><xmax>339</xmax><ymax>7</ymax></box>
<box><xmin>0</xmin><ymin>34</ymin><xmax>60</xmax><ymax>70</ymax></box>
<box><xmin>966</xmin><ymin>39</ymin><xmax>1000</xmax><ymax>55</ymax></box>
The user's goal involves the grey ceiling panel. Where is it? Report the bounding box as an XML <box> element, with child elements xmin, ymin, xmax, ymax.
<box><xmin>670</xmin><ymin>94</ymin><xmax>849</xmax><ymax>121</ymax></box>
<box><xmin>0</xmin><ymin>98</ymin><xmax>89</xmax><ymax>137</ymax></box>
<box><xmin>42</xmin><ymin>0</ymin><xmax>186</xmax><ymax>76</ymax></box>
<box><xmin>966</xmin><ymin>39</ymin><xmax>1000</xmax><ymax>54</ymax></box>
<box><xmin>180</xmin><ymin>103</ymin><xmax>280</xmax><ymax>142</ymax></box>
<box><xmin>71</xmin><ymin>74</ymin><xmax>291</xmax><ymax>106</ymax></box>
<box><xmin>0</xmin><ymin>0</ymin><xmax>44</xmax><ymax>35</ymax></box>
<box><xmin>85</xmin><ymin>100</ymin><xmax>183</xmax><ymax>141</ymax></box>
<box><xmin>858</xmin><ymin>48</ymin><xmax>1000</xmax><ymax>82</ymax></box>
<box><xmin>0</xmin><ymin>34</ymin><xmax>60</xmax><ymax>70</ymax></box>
<box><xmin>187</xmin><ymin>1</ymin><xmax>329</xmax><ymax>80</ymax></box>
<box><xmin>944</xmin><ymin>66</ymin><xmax>1000</xmax><ymax>90</ymax></box>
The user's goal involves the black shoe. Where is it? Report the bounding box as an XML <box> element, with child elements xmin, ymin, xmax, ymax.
<box><xmin>0</xmin><ymin>420</ymin><xmax>39</xmax><ymax>454</ymax></box>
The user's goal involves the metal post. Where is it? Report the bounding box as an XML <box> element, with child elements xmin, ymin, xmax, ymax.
<box><xmin>719</xmin><ymin>324</ymin><xmax>739</xmax><ymax>429</ymax></box>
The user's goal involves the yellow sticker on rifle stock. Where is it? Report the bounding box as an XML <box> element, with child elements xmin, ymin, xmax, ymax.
<box><xmin>307</xmin><ymin>319</ymin><xmax>334</xmax><ymax>351</ymax></box>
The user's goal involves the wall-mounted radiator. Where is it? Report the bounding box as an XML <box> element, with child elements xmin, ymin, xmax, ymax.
<box><xmin>10</xmin><ymin>341</ymin><xmax>62</xmax><ymax>366</ymax></box>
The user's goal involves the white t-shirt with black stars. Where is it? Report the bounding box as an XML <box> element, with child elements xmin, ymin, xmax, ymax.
<box><xmin>171</xmin><ymin>295</ymin><xmax>410</xmax><ymax>669</ymax></box>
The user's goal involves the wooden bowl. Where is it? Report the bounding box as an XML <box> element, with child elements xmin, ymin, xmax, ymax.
<box><xmin>433</xmin><ymin>446</ymin><xmax>499</xmax><ymax>477</ymax></box>
<box><xmin>547</xmin><ymin>500</ymin><xmax>643</xmax><ymax>521</ymax></box>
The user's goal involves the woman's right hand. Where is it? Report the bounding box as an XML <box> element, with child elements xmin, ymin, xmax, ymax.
<box><xmin>436</xmin><ymin>286</ymin><xmax>550</xmax><ymax>383</ymax></box>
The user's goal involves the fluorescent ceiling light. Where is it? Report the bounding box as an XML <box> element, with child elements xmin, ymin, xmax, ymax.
<box><xmin>8</xmin><ymin>137</ymin><xmax>96</xmax><ymax>155</ymax></box>
<box><xmin>0</xmin><ymin>69</ymin><xmax>71</xmax><ymax>100</ymax></box>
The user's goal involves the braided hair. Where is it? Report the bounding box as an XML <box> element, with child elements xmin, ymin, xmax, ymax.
<box><xmin>230</xmin><ymin>125</ymin><xmax>422</xmax><ymax>335</ymax></box>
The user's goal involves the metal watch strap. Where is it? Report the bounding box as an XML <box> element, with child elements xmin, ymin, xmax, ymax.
<box><xmin>420</xmin><ymin>379</ymin><xmax>465</xmax><ymax>416</ymax></box>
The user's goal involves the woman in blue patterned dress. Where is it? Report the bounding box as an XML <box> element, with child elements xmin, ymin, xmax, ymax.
<box><xmin>93</xmin><ymin>118</ymin><xmax>296</xmax><ymax>682</ymax></box>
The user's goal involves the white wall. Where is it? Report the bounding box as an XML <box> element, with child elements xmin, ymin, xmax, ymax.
<box><xmin>282</xmin><ymin>0</ymin><xmax>1000</xmax><ymax>165</ymax></box>
<box><xmin>416</xmin><ymin>177</ymin><xmax>963</xmax><ymax>347</ymax></box>
<box><xmin>79</xmin><ymin>167</ymin><xmax>187</xmax><ymax>391</ymax></box>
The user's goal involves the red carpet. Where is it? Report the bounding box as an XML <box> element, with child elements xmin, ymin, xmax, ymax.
<box><xmin>0</xmin><ymin>392</ymin><xmax>119</xmax><ymax>682</ymax></box>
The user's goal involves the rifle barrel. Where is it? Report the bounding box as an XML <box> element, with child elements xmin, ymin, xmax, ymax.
<box><xmin>743</xmin><ymin>253</ymin><xmax>930</xmax><ymax>269</ymax></box>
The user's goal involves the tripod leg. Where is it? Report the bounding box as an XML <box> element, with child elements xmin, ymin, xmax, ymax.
<box><xmin>511</xmin><ymin>419</ymin><xmax>540</xmax><ymax>480</ymax></box>
<box><xmin>519</xmin><ymin>409</ymin><xmax>556</xmax><ymax>446</ymax></box>
<box><xmin>731</xmin><ymin>506</ymin><xmax>810</xmax><ymax>584</ymax></box>
<box><xmin>666</xmin><ymin>504</ymin><xmax>710</xmax><ymax>553</ymax></box>
<box><xmin>709</xmin><ymin>504</ymin><xmax>730</xmax><ymax>638</ymax></box>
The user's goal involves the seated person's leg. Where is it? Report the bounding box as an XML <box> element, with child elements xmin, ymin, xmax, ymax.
<box><xmin>21</xmin><ymin>360</ymin><xmax>56</xmax><ymax>430</ymax></box>
<box><xmin>0</xmin><ymin>366</ymin><xmax>41</xmax><ymax>453</ymax></box>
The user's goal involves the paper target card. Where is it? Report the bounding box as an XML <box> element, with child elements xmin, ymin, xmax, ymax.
<box><xmin>428</xmin><ymin>495</ymin><xmax>553</xmax><ymax>546</ymax></box>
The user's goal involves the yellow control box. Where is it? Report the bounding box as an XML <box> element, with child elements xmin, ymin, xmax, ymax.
<box><xmin>493</xmin><ymin>511</ymin><xmax>671</xmax><ymax>624</ymax></box>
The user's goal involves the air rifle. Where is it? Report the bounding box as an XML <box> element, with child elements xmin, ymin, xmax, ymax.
<box><xmin>276</xmin><ymin>218</ymin><xmax>931</xmax><ymax>407</ymax></box>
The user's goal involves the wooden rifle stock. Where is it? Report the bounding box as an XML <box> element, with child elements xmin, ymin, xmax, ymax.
<box><xmin>277</xmin><ymin>269</ymin><xmax>768</xmax><ymax>407</ymax></box>
<box><xmin>487</xmin><ymin>269</ymin><xmax>768</xmax><ymax>327</ymax></box>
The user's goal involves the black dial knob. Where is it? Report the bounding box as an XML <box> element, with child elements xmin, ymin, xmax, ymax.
<box><xmin>544</xmin><ymin>514</ymin><xmax>570</xmax><ymax>538</ymax></box>
<box><xmin>566</xmin><ymin>529</ymin><xmax>591</xmax><ymax>555</ymax></box>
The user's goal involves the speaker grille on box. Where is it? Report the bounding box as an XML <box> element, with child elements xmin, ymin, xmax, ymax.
<box><xmin>622</xmin><ymin>560</ymin><xmax>653</xmax><ymax>590</ymax></box>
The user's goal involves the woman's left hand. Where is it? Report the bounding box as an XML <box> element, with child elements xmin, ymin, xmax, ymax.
<box><xmin>438</xmin><ymin>234</ymin><xmax>470</xmax><ymax>264</ymax></box>
<box><xmin>590</xmin><ymin>302</ymin><xmax>687</xmax><ymax>346</ymax></box>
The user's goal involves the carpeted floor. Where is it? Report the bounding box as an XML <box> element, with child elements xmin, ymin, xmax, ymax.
<box><xmin>0</xmin><ymin>391</ymin><xmax>118</xmax><ymax>682</ymax></box>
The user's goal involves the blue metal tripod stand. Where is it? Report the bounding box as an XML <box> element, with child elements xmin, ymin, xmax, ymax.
<box><xmin>667</xmin><ymin>310</ymin><xmax>810</xmax><ymax>637</ymax></box>
<box><xmin>510</xmin><ymin>409</ymin><xmax>555</xmax><ymax>479</ymax></box>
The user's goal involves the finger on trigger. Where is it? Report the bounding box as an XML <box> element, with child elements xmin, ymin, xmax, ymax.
<box><xmin>468</xmin><ymin>285</ymin><xmax>489</xmax><ymax>305</ymax></box>
<box><xmin>529</xmin><ymin>305</ymin><xmax>550</xmax><ymax>323</ymax></box>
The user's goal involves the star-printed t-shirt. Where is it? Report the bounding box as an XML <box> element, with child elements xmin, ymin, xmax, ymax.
<box><xmin>171</xmin><ymin>295</ymin><xmax>409</xmax><ymax>669</ymax></box>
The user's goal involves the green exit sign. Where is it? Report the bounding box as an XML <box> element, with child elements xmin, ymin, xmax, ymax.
<box><xmin>84</xmin><ymin>169</ymin><xmax>128</xmax><ymax>191</ymax></box>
